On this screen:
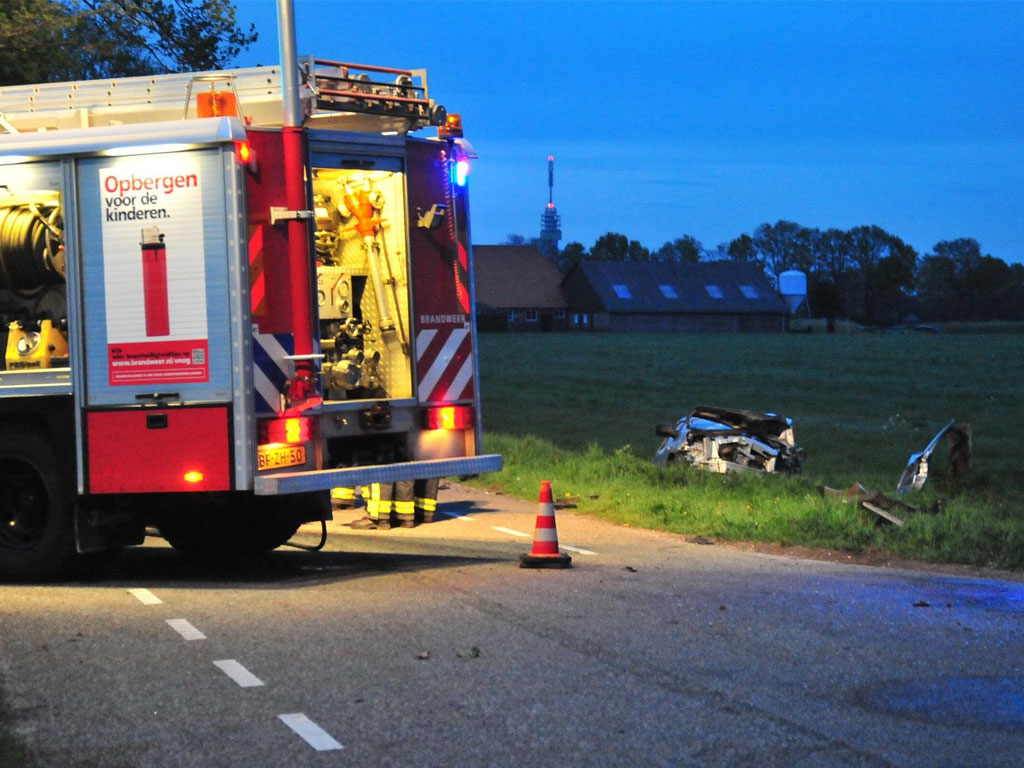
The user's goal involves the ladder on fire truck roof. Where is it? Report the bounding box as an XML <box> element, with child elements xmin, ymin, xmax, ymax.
<box><xmin>0</xmin><ymin>56</ymin><xmax>445</xmax><ymax>135</ymax></box>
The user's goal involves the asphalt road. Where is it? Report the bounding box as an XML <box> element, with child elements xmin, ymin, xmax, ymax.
<box><xmin>2</xmin><ymin>484</ymin><xmax>1024</xmax><ymax>767</ymax></box>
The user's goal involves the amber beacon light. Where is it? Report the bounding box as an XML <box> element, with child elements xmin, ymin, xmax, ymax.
<box><xmin>437</xmin><ymin>113</ymin><xmax>464</xmax><ymax>139</ymax></box>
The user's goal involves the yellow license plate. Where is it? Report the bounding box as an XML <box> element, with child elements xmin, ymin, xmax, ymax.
<box><xmin>258</xmin><ymin>444</ymin><xmax>307</xmax><ymax>471</ymax></box>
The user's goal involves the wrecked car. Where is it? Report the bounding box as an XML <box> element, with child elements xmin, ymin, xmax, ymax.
<box><xmin>654</xmin><ymin>406</ymin><xmax>805</xmax><ymax>475</ymax></box>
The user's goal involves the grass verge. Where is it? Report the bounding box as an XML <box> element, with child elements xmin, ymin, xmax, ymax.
<box><xmin>469</xmin><ymin>433</ymin><xmax>1024</xmax><ymax>569</ymax></box>
<box><xmin>471</xmin><ymin>332</ymin><xmax>1024</xmax><ymax>568</ymax></box>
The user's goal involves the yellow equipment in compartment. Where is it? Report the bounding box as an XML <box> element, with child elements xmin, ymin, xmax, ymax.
<box><xmin>5</xmin><ymin>320</ymin><xmax>68</xmax><ymax>370</ymax></box>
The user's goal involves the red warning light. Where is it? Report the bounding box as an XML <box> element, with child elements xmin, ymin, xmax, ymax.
<box><xmin>424</xmin><ymin>405</ymin><xmax>473</xmax><ymax>430</ymax></box>
<box><xmin>262</xmin><ymin>416</ymin><xmax>312</xmax><ymax>444</ymax></box>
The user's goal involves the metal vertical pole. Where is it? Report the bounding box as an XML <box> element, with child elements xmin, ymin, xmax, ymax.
<box><xmin>277</xmin><ymin>0</ymin><xmax>301</xmax><ymax>129</ymax></box>
<box><xmin>276</xmin><ymin>0</ymin><xmax>315</xmax><ymax>400</ymax></box>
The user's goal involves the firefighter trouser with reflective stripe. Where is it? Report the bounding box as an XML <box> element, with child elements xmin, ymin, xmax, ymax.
<box><xmin>415</xmin><ymin>478</ymin><xmax>439</xmax><ymax>523</ymax></box>
<box><xmin>331</xmin><ymin>486</ymin><xmax>356</xmax><ymax>507</ymax></box>
<box><xmin>366</xmin><ymin>483</ymin><xmax>393</xmax><ymax>522</ymax></box>
<box><xmin>394</xmin><ymin>480</ymin><xmax>415</xmax><ymax>525</ymax></box>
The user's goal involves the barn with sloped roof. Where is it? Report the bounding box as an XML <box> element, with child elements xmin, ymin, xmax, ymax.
<box><xmin>561</xmin><ymin>260</ymin><xmax>786</xmax><ymax>332</ymax></box>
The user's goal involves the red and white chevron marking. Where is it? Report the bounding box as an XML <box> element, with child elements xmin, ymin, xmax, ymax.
<box><xmin>247</xmin><ymin>224</ymin><xmax>266</xmax><ymax>317</ymax></box>
<box><xmin>416</xmin><ymin>327</ymin><xmax>474</xmax><ymax>403</ymax></box>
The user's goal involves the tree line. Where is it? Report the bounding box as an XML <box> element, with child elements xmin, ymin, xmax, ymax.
<box><xmin>1</xmin><ymin>0</ymin><xmax>255</xmax><ymax>85</ymax></box>
<box><xmin>510</xmin><ymin>222</ymin><xmax>1024</xmax><ymax>326</ymax></box>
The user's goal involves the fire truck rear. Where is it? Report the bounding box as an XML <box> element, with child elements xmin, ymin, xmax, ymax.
<box><xmin>0</xmin><ymin>57</ymin><xmax>501</xmax><ymax>578</ymax></box>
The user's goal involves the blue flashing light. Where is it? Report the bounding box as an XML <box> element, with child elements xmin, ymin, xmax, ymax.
<box><xmin>454</xmin><ymin>159</ymin><xmax>470</xmax><ymax>187</ymax></box>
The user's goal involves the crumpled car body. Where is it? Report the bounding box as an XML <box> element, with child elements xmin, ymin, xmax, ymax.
<box><xmin>654</xmin><ymin>406</ymin><xmax>805</xmax><ymax>474</ymax></box>
<box><xmin>896</xmin><ymin>419</ymin><xmax>957</xmax><ymax>494</ymax></box>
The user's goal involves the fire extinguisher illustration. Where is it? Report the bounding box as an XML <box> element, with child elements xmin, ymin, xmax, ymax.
<box><xmin>140</xmin><ymin>226</ymin><xmax>170</xmax><ymax>337</ymax></box>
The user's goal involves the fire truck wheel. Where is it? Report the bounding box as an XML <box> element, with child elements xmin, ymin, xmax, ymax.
<box><xmin>157</xmin><ymin>496</ymin><xmax>300</xmax><ymax>558</ymax></box>
<box><xmin>0</xmin><ymin>430</ymin><xmax>76</xmax><ymax>580</ymax></box>
<box><xmin>225</xmin><ymin>496</ymin><xmax>301</xmax><ymax>555</ymax></box>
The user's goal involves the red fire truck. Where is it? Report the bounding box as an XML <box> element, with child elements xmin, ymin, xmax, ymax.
<box><xmin>0</xmin><ymin>55</ymin><xmax>501</xmax><ymax>578</ymax></box>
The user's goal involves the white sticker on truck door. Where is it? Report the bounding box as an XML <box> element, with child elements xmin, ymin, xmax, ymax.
<box><xmin>99</xmin><ymin>155</ymin><xmax>209</xmax><ymax>385</ymax></box>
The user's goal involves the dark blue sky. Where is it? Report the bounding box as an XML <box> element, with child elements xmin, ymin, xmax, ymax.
<box><xmin>235</xmin><ymin>1</ymin><xmax>1024</xmax><ymax>263</ymax></box>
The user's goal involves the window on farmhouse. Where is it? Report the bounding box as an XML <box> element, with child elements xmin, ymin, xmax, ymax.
<box><xmin>659</xmin><ymin>284</ymin><xmax>678</xmax><ymax>299</ymax></box>
<box><xmin>525</xmin><ymin>309</ymin><xmax>538</xmax><ymax>322</ymax></box>
<box><xmin>739</xmin><ymin>284</ymin><xmax>759</xmax><ymax>299</ymax></box>
<box><xmin>705</xmin><ymin>284</ymin><xmax>724</xmax><ymax>299</ymax></box>
<box><xmin>612</xmin><ymin>284</ymin><xmax>632</xmax><ymax>299</ymax></box>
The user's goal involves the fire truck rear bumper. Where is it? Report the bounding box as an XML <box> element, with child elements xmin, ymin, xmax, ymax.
<box><xmin>253</xmin><ymin>454</ymin><xmax>503</xmax><ymax>495</ymax></box>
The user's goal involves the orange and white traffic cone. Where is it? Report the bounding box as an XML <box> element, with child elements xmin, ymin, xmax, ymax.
<box><xmin>519</xmin><ymin>480</ymin><xmax>572</xmax><ymax>569</ymax></box>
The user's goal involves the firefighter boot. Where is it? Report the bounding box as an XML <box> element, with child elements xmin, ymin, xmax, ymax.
<box><xmin>350</xmin><ymin>515</ymin><xmax>391</xmax><ymax>530</ymax></box>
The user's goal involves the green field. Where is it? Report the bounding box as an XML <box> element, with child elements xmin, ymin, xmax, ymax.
<box><xmin>474</xmin><ymin>331</ymin><xmax>1024</xmax><ymax>567</ymax></box>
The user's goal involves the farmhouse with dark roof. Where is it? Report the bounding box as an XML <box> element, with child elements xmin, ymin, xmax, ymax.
<box><xmin>560</xmin><ymin>260</ymin><xmax>787</xmax><ymax>332</ymax></box>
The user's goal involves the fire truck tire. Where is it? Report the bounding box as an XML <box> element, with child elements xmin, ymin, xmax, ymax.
<box><xmin>223</xmin><ymin>496</ymin><xmax>300</xmax><ymax>555</ymax></box>
<box><xmin>157</xmin><ymin>496</ymin><xmax>300</xmax><ymax>558</ymax></box>
<box><xmin>0</xmin><ymin>430</ymin><xmax>76</xmax><ymax>580</ymax></box>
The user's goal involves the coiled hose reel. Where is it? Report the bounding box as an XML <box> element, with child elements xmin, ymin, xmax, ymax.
<box><xmin>0</xmin><ymin>197</ymin><xmax>64</xmax><ymax>298</ymax></box>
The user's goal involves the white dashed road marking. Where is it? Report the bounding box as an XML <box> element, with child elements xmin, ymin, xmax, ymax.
<box><xmin>278</xmin><ymin>713</ymin><xmax>343</xmax><ymax>751</ymax></box>
<box><xmin>165</xmin><ymin>619</ymin><xmax>206</xmax><ymax>641</ymax></box>
<box><xmin>560</xmin><ymin>544</ymin><xmax>598</xmax><ymax>556</ymax></box>
<box><xmin>437</xmin><ymin>509</ymin><xmax>475</xmax><ymax>521</ymax></box>
<box><xmin>442</xmin><ymin>506</ymin><xmax>597</xmax><ymax>554</ymax></box>
<box><xmin>214</xmin><ymin>659</ymin><xmax>265</xmax><ymax>688</ymax></box>
<box><xmin>491</xmin><ymin>526</ymin><xmax>598</xmax><ymax>555</ymax></box>
<box><xmin>128</xmin><ymin>588</ymin><xmax>162</xmax><ymax>605</ymax></box>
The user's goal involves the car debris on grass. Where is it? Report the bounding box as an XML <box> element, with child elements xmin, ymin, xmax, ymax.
<box><xmin>823</xmin><ymin>418</ymin><xmax>972</xmax><ymax>525</ymax></box>
<box><xmin>819</xmin><ymin>483</ymin><xmax>937</xmax><ymax>527</ymax></box>
<box><xmin>897</xmin><ymin>420</ymin><xmax>972</xmax><ymax>494</ymax></box>
<box><xmin>652</xmin><ymin>406</ymin><xmax>979</xmax><ymax>531</ymax></box>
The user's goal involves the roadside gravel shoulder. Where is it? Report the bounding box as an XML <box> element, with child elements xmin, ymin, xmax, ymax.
<box><xmin>730</xmin><ymin>538</ymin><xmax>1024</xmax><ymax>583</ymax></box>
<box><xmin>449</xmin><ymin>482</ymin><xmax>1024</xmax><ymax>584</ymax></box>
